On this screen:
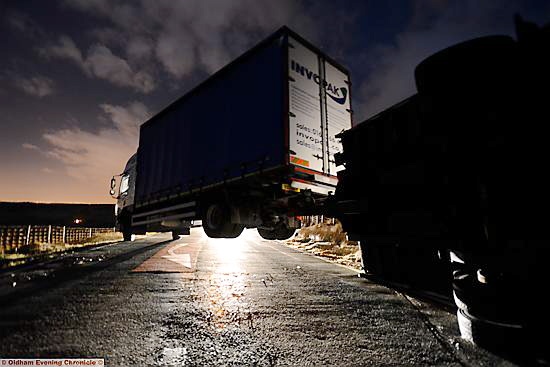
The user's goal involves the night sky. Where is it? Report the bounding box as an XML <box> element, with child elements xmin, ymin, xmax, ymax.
<box><xmin>1</xmin><ymin>0</ymin><xmax>548</xmax><ymax>203</ymax></box>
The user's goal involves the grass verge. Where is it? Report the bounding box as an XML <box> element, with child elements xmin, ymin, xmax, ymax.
<box><xmin>286</xmin><ymin>220</ymin><xmax>362</xmax><ymax>270</ymax></box>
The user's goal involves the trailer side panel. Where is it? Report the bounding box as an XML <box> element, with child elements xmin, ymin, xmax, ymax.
<box><xmin>135</xmin><ymin>38</ymin><xmax>286</xmax><ymax>203</ymax></box>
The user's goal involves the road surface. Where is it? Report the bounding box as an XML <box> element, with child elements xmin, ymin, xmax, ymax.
<box><xmin>0</xmin><ymin>229</ymin><xmax>513</xmax><ymax>366</ymax></box>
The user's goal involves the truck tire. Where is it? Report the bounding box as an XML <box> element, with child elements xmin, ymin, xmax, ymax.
<box><xmin>453</xmin><ymin>290</ymin><xmax>469</xmax><ymax>313</ymax></box>
<box><xmin>225</xmin><ymin>224</ymin><xmax>245</xmax><ymax>238</ymax></box>
<box><xmin>257</xmin><ymin>228</ymin><xmax>277</xmax><ymax>240</ymax></box>
<box><xmin>119</xmin><ymin>211</ymin><xmax>134</xmax><ymax>242</ymax></box>
<box><xmin>457</xmin><ymin>308</ymin><xmax>526</xmax><ymax>352</ymax></box>
<box><xmin>275</xmin><ymin>227</ymin><xmax>296</xmax><ymax>240</ymax></box>
<box><xmin>415</xmin><ymin>35</ymin><xmax>516</xmax><ymax>95</ymax></box>
<box><xmin>123</xmin><ymin>228</ymin><xmax>133</xmax><ymax>242</ymax></box>
<box><xmin>452</xmin><ymin>270</ymin><xmax>525</xmax><ymax>323</ymax></box>
<box><xmin>203</xmin><ymin>201</ymin><xmax>243</xmax><ymax>238</ymax></box>
<box><xmin>172</xmin><ymin>231</ymin><xmax>180</xmax><ymax>240</ymax></box>
<box><xmin>257</xmin><ymin>226</ymin><xmax>295</xmax><ymax>240</ymax></box>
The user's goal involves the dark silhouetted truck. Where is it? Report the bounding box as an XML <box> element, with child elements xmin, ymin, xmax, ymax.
<box><xmin>111</xmin><ymin>27</ymin><xmax>352</xmax><ymax>241</ymax></box>
<box><xmin>332</xmin><ymin>16</ymin><xmax>550</xmax><ymax>357</ymax></box>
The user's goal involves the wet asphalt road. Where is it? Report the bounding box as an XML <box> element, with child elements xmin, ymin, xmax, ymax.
<box><xmin>0</xmin><ymin>229</ymin><xmax>513</xmax><ymax>366</ymax></box>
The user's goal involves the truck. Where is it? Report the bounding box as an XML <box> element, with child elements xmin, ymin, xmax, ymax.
<box><xmin>332</xmin><ymin>16</ymin><xmax>550</xmax><ymax>356</ymax></box>
<box><xmin>110</xmin><ymin>26</ymin><xmax>352</xmax><ymax>242</ymax></box>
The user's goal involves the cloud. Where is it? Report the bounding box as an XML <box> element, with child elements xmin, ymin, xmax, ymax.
<box><xmin>64</xmin><ymin>0</ymin><xmax>320</xmax><ymax>79</ymax></box>
<box><xmin>86</xmin><ymin>44</ymin><xmax>155</xmax><ymax>93</ymax></box>
<box><xmin>22</xmin><ymin>143</ymin><xmax>41</xmax><ymax>151</ymax></box>
<box><xmin>41</xmin><ymin>36</ymin><xmax>155</xmax><ymax>93</ymax></box>
<box><xmin>354</xmin><ymin>0</ymin><xmax>544</xmax><ymax>121</ymax></box>
<box><xmin>126</xmin><ymin>37</ymin><xmax>154</xmax><ymax>62</ymax></box>
<box><xmin>42</xmin><ymin>101</ymin><xmax>150</xmax><ymax>183</ymax></box>
<box><xmin>13</xmin><ymin>76</ymin><xmax>55</xmax><ymax>97</ymax></box>
<box><xmin>40</xmin><ymin>35</ymin><xmax>85</xmax><ymax>66</ymax></box>
<box><xmin>99</xmin><ymin>101</ymin><xmax>149</xmax><ymax>138</ymax></box>
<box><xmin>155</xmin><ymin>32</ymin><xmax>196</xmax><ymax>78</ymax></box>
<box><xmin>4</xmin><ymin>10</ymin><xmax>46</xmax><ymax>39</ymax></box>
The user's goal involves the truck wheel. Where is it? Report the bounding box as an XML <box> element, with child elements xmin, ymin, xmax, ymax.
<box><xmin>457</xmin><ymin>308</ymin><xmax>526</xmax><ymax>352</ymax></box>
<box><xmin>452</xmin><ymin>268</ymin><xmax>525</xmax><ymax>323</ymax></box>
<box><xmin>203</xmin><ymin>201</ymin><xmax>239</xmax><ymax>238</ymax></box>
<box><xmin>123</xmin><ymin>228</ymin><xmax>133</xmax><ymax>242</ymax></box>
<box><xmin>453</xmin><ymin>290</ymin><xmax>469</xmax><ymax>313</ymax></box>
<box><xmin>257</xmin><ymin>228</ymin><xmax>277</xmax><ymax>240</ymax></box>
<box><xmin>274</xmin><ymin>227</ymin><xmax>296</xmax><ymax>240</ymax></box>
<box><xmin>172</xmin><ymin>231</ymin><xmax>180</xmax><ymax>240</ymax></box>
<box><xmin>120</xmin><ymin>211</ymin><xmax>134</xmax><ymax>242</ymax></box>
<box><xmin>258</xmin><ymin>227</ymin><xmax>295</xmax><ymax>240</ymax></box>
<box><xmin>225</xmin><ymin>224</ymin><xmax>245</xmax><ymax>238</ymax></box>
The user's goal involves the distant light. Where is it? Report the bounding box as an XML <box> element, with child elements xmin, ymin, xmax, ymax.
<box><xmin>74</xmin><ymin>218</ymin><xmax>83</xmax><ymax>224</ymax></box>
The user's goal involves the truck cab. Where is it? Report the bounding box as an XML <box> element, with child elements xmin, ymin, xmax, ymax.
<box><xmin>111</xmin><ymin>154</ymin><xmax>137</xmax><ymax>241</ymax></box>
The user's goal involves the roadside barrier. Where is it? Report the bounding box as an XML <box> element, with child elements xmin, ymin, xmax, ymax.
<box><xmin>0</xmin><ymin>225</ymin><xmax>115</xmax><ymax>253</ymax></box>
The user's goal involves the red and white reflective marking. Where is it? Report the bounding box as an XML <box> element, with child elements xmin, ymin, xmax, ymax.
<box><xmin>133</xmin><ymin>240</ymin><xmax>201</xmax><ymax>273</ymax></box>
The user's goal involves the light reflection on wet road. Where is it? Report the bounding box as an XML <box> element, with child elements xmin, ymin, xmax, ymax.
<box><xmin>204</xmin><ymin>234</ymin><xmax>251</xmax><ymax>332</ymax></box>
<box><xmin>0</xmin><ymin>229</ymin><xmax>509</xmax><ymax>366</ymax></box>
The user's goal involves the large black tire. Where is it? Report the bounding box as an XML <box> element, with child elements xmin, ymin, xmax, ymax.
<box><xmin>275</xmin><ymin>227</ymin><xmax>296</xmax><ymax>240</ymax></box>
<box><xmin>123</xmin><ymin>228</ymin><xmax>133</xmax><ymax>242</ymax></box>
<box><xmin>225</xmin><ymin>224</ymin><xmax>245</xmax><ymax>238</ymax></box>
<box><xmin>203</xmin><ymin>201</ymin><xmax>232</xmax><ymax>238</ymax></box>
<box><xmin>452</xmin><ymin>290</ymin><xmax>469</xmax><ymax>313</ymax></box>
<box><xmin>457</xmin><ymin>308</ymin><xmax>526</xmax><ymax>353</ymax></box>
<box><xmin>202</xmin><ymin>201</ymin><xmax>244</xmax><ymax>238</ymax></box>
<box><xmin>119</xmin><ymin>210</ymin><xmax>134</xmax><ymax>242</ymax></box>
<box><xmin>452</xmin><ymin>269</ymin><xmax>525</xmax><ymax>324</ymax></box>
<box><xmin>257</xmin><ymin>226</ymin><xmax>295</xmax><ymax>240</ymax></box>
<box><xmin>451</xmin><ymin>264</ymin><xmax>536</xmax><ymax>357</ymax></box>
<box><xmin>257</xmin><ymin>228</ymin><xmax>277</xmax><ymax>240</ymax></box>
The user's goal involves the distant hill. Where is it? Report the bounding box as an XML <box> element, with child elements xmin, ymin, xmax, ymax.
<box><xmin>0</xmin><ymin>202</ymin><xmax>115</xmax><ymax>227</ymax></box>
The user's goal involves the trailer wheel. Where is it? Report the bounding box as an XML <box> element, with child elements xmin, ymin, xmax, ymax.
<box><xmin>257</xmin><ymin>228</ymin><xmax>277</xmax><ymax>240</ymax></box>
<box><xmin>275</xmin><ymin>227</ymin><xmax>296</xmax><ymax>240</ymax></box>
<box><xmin>257</xmin><ymin>226</ymin><xmax>295</xmax><ymax>240</ymax></box>
<box><xmin>203</xmin><ymin>201</ymin><xmax>242</xmax><ymax>238</ymax></box>
<box><xmin>225</xmin><ymin>224</ymin><xmax>245</xmax><ymax>238</ymax></box>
